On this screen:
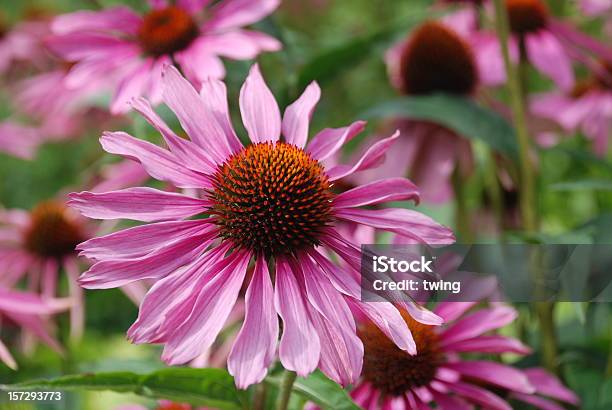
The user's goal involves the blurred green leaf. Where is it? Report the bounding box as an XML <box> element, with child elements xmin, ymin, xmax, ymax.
<box><xmin>266</xmin><ymin>371</ymin><xmax>362</xmax><ymax>410</ymax></box>
<box><xmin>361</xmin><ymin>94</ymin><xmax>518</xmax><ymax>158</ymax></box>
<box><xmin>0</xmin><ymin>368</ymin><xmax>246</xmax><ymax>410</ymax></box>
<box><xmin>549</xmin><ymin>180</ymin><xmax>612</xmax><ymax>191</ymax></box>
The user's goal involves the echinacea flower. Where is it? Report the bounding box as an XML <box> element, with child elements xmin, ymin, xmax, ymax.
<box><xmin>530</xmin><ymin>60</ymin><xmax>612</xmax><ymax>155</ymax></box>
<box><xmin>357</xmin><ymin>21</ymin><xmax>478</xmax><ymax>203</ymax></box>
<box><xmin>337</xmin><ymin>303</ymin><xmax>578</xmax><ymax>410</ymax></box>
<box><xmin>48</xmin><ymin>0</ymin><xmax>282</xmax><ymax>113</ymax></box>
<box><xmin>0</xmin><ymin>201</ymin><xmax>90</xmax><ymax>341</ymax></box>
<box><xmin>0</xmin><ymin>286</ymin><xmax>69</xmax><ymax>369</ymax></box>
<box><xmin>69</xmin><ymin>64</ymin><xmax>455</xmax><ymax>388</ymax></box>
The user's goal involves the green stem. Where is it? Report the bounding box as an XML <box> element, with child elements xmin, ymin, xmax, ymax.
<box><xmin>275</xmin><ymin>370</ymin><xmax>297</xmax><ymax>410</ymax></box>
<box><xmin>492</xmin><ymin>0</ymin><xmax>559</xmax><ymax>375</ymax></box>
<box><xmin>253</xmin><ymin>382</ymin><xmax>267</xmax><ymax>410</ymax></box>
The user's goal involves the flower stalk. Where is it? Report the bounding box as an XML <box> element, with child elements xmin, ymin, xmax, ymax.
<box><xmin>275</xmin><ymin>370</ymin><xmax>297</xmax><ymax>410</ymax></box>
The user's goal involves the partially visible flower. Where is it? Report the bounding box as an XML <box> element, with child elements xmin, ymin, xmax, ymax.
<box><xmin>0</xmin><ymin>286</ymin><xmax>69</xmax><ymax>369</ymax></box>
<box><xmin>0</xmin><ymin>121</ymin><xmax>42</xmax><ymax>159</ymax></box>
<box><xmin>0</xmin><ymin>17</ymin><xmax>50</xmax><ymax>75</ymax></box>
<box><xmin>530</xmin><ymin>60</ymin><xmax>612</xmax><ymax>155</ymax></box>
<box><xmin>580</xmin><ymin>0</ymin><xmax>612</xmax><ymax>16</ymax></box>
<box><xmin>49</xmin><ymin>0</ymin><xmax>281</xmax><ymax>113</ymax></box>
<box><xmin>358</xmin><ymin>21</ymin><xmax>478</xmax><ymax>203</ymax></box>
<box><xmin>69</xmin><ymin>64</ymin><xmax>454</xmax><ymax>388</ymax></box>
<box><xmin>339</xmin><ymin>302</ymin><xmax>578</xmax><ymax>410</ymax></box>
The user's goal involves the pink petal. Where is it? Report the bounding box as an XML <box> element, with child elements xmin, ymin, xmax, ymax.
<box><xmin>443</xmin><ymin>361</ymin><xmax>535</xmax><ymax>394</ymax></box>
<box><xmin>274</xmin><ymin>257</ymin><xmax>320</xmax><ymax>376</ymax></box>
<box><xmin>282</xmin><ymin>82</ymin><xmax>321</xmax><ymax>148</ymax></box>
<box><xmin>198</xmin><ymin>78</ymin><xmax>243</xmax><ymax>153</ymax></box>
<box><xmin>443</xmin><ymin>335</ymin><xmax>531</xmax><ymax>355</ymax></box>
<box><xmin>162</xmin><ymin>65</ymin><xmax>233</xmax><ymax>163</ymax></box>
<box><xmin>472</xmin><ymin>32</ymin><xmax>507</xmax><ymax>86</ymax></box>
<box><xmin>51</xmin><ymin>7</ymin><xmax>142</xmax><ymax>35</ymax></box>
<box><xmin>526</xmin><ymin>30</ymin><xmax>574</xmax><ymax>91</ymax></box>
<box><xmin>0</xmin><ymin>121</ymin><xmax>41</xmax><ymax>159</ymax></box>
<box><xmin>524</xmin><ymin>368</ymin><xmax>580</xmax><ymax>405</ymax></box>
<box><xmin>177</xmin><ymin>0</ymin><xmax>212</xmax><ymax>14</ymax></box>
<box><xmin>511</xmin><ymin>393</ymin><xmax>567</xmax><ymax>410</ymax></box>
<box><xmin>307</xmin><ymin>249</ymin><xmax>360</xmax><ymax>298</ymax></box>
<box><xmin>200</xmin><ymin>30</ymin><xmax>281</xmax><ymax>60</ymax></box>
<box><xmin>441</xmin><ymin>306</ymin><xmax>518</xmax><ymax>345</ymax></box>
<box><xmin>79</xmin><ymin>228</ymin><xmax>216</xmax><ymax>288</ymax></box>
<box><xmin>4</xmin><ymin>311</ymin><xmax>63</xmax><ymax>354</ymax></box>
<box><xmin>110</xmin><ymin>60</ymin><xmax>154</xmax><ymax>114</ymax></box>
<box><xmin>239</xmin><ymin>64</ymin><xmax>281</xmax><ymax>144</ymax></box>
<box><xmin>549</xmin><ymin>20</ymin><xmax>612</xmax><ymax>62</ymax></box>
<box><xmin>130</xmin><ymin>98</ymin><xmax>217</xmax><ymax>175</ymax></box>
<box><xmin>301</xmin><ymin>257</ymin><xmax>363</xmax><ymax>386</ymax></box>
<box><xmin>175</xmin><ymin>39</ymin><xmax>226</xmax><ymax>83</ymax></box>
<box><xmin>442</xmin><ymin>381</ymin><xmax>512</xmax><ymax>410</ymax></box>
<box><xmin>430</xmin><ymin>390</ymin><xmax>472</xmax><ymax>410</ymax></box>
<box><xmin>100</xmin><ymin>131</ymin><xmax>210</xmax><ymax>189</ymax></box>
<box><xmin>306</xmin><ymin>120</ymin><xmax>366</xmax><ymax>161</ymax></box>
<box><xmin>64</xmin><ymin>258</ymin><xmax>84</xmax><ymax>341</ymax></box>
<box><xmin>205</xmin><ymin>0</ymin><xmax>280</xmax><ymax>31</ymax></box>
<box><xmin>334</xmin><ymin>178</ymin><xmax>420</xmax><ymax>208</ymax></box>
<box><xmin>0</xmin><ymin>339</ymin><xmax>17</xmax><ymax>370</ymax></box>
<box><xmin>69</xmin><ymin>188</ymin><xmax>210</xmax><ymax>221</ymax></box>
<box><xmin>0</xmin><ymin>287</ymin><xmax>66</xmax><ymax>315</ymax></box>
<box><xmin>228</xmin><ymin>257</ymin><xmax>278</xmax><ymax>389</ymax></box>
<box><xmin>161</xmin><ymin>250</ymin><xmax>250</xmax><ymax>365</ymax></box>
<box><xmin>326</xmin><ymin>131</ymin><xmax>399</xmax><ymax>181</ymax></box>
<box><xmin>77</xmin><ymin>219</ymin><xmax>211</xmax><ymax>260</ymax></box>
<box><xmin>335</xmin><ymin>208</ymin><xmax>455</xmax><ymax>244</ymax></box>
<box><xmin>434</xmin><ymin>302</ymin><xmax>476</xmax><ymax>323</ymax></box>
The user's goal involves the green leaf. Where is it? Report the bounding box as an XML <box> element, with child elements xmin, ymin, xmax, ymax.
<box><xmin>266</xmin><ymin>371</ymin><xmax>362</xmax><ymax>410</ymax></box>
<box><xmin>362</xmin><ymin>94</ymin><xmax>518</xmax><ymax>158</ymax></box>
<box><xmin>548</xmin><ymin>179</ymin><xmax>612</xmax><ymax>191</ymax></box>
<box><xmin>0</xmin><ymin>368</ymin><xmax>245</xmax><ymax>410</ymax></box>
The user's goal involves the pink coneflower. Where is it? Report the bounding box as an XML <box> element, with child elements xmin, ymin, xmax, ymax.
<box><xmin>49</xmin><ymin>0</ymin><xmax>281</xmax><ymax>114</ymax></box>
<box><xmin>0</xmin><ymin>201</ymin><xmax>90</xmax><ymax>341</ymax></box>
<box><xmin>358</xmin><ymin>21</ymin><xmax>478</xmax><ymax>203</ymax></box>
<box><xmin>69</xmin><ymin>64</ymin><xmax>454</xmax><ymax>388</ymax></box>
<box><xmin>530</xmin><ymin>60</ymin><xmax>612</xmax><ymax>155</ymax></box>
<box><xmin>341</xmin><ymin>304</ymin><xmax>579</xmax><ymax>410</ymax></box>
<box><xmin>0</xmin><ymin>18</ymin><xmax>49</xmax><ymax>75</ymax></box>
<box><xmin>0</xmin><ymin>286</ymin><xmax>69</xmax><ymax>369</ymax></box>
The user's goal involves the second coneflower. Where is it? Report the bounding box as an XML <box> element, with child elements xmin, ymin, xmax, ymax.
<box><xmin>69</xmin><ymin>64</ymin><xmax>455</xmax><ymax>388</ymax></box>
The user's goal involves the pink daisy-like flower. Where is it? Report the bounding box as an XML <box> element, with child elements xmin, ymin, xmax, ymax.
<box><xmin>336</xmin><ymin>303</ymin><xmax>579</xmax><ymax>410</ymax></box>
<box><xmin>48</xmin><ymin>0</ymin><xmax>282</xmax><ymax>114</ymax></box>
<box><xmin>0</xmin><ymin>201</ymin><xmax>93</xmax><ymax>341</ymax></box>
<box><xmin>356</xmin><ymin>21</ymin><xmax>478</xmax><ymax>203</ymax></box>
<box><xmin>0</xmin><ymin>18</ymin><xmax>50</xmax><ymax>74</ymax></box>
<box><xmin>0</xmin><ymin>286</ymin><xmax>69</xmax><ymax>369</ymax></box>
<box><xmin>530</xmin><ymin>61</ymin><xmax>612</xmax><ymax>155</ymax></box>
<box><xmin>69</xmin><ymin>64</ymin><xmax>455</xmax><ymax>388</ymax></box>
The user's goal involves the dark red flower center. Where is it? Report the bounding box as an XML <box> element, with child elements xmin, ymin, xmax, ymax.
<box><xmin>209</xmin><ymin>142</ymin><xmax>334</xmax><ymax>257</ymax></box>
<box><xmin>506</xmin><ymin>0</ymin><xmax>549</xmax><ymax>34</ymax></box>
<box><xmin>24</xmin><ymin>201</ymin><xmax>84</xmax><ymax>258</ymax></box>
<box><xmin>360</xmin><ymin>310</ymin><xmax>444</xmax><ymax>397</ymax></box>
<box><xmin>138</xmin><ymin>6</ymin><xmax>199</xmax><ymax>57</ymax></box>
<box><xmin>400</xmin><ymin>21</ymin><xmax>478</xmax><ymax>96</ymax></box>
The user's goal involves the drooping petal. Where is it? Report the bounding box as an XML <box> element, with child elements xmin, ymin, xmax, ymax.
<box><xmin>443</xmin><ymin>361</ymin><xmax>535</xmax><ymax>394</ymax></box>
<box><xmin>199</xmin><ymin>78</ymin><xmax>243</xmax><ymax>153</ymax></box>
<box><xmin>110</xmin><ymin>60</ymin><xmax>153</xmax><ymax>114</ymax></box>
<box><xmin>0</xmin><ymin>288</ymin><xmax>67</xmax><ymax>315</ymax></box>
<box><xmin>510</xmin><ymin>394</ymin><xmax>566</xmax><ymax>410</ymax></box>
<box><xmin>228</xmin><ymin>257</ymin><xmax>278</xmax><ymax>389</ymax></box>
<box><xmin>100</xmin><ymin>132</ymin><xmax>211</xmax><ymax>189</ymax></box>
<box><xmin>326</xmin><ymin>132</ymin><xmax>399</xmax><ymax>181</ymax></box>
<box><xmin>442</xmin><ymin>335</ymin><xmax>531</xmax><ymax>355</ymax></box>
<box><xmin>174</xmin><ymin>39</ymin><xmax>226</xmax><ymax>84</ymax></box>
<box><xmin>301</xmin><ymin>256</ymin><xmax>363</xmax><ymax>385</ymax></box>
<box><xmin>162</xmin><ymin>65</ymin><xmax>233</xmax><ymax>163</ymax></box>
<box><xmin>77</xmin><ymin>219</ymin><xmax>210</xmax><ymax>260</ymax></box>
<box><xmin>64</xmin><ymin>257</ymin><xmax>84</xmax><ymax>341</ymax></box>
<box><xmin>205</xmin><ymin>0</ymin><xmax>280</xmax><ymax>31</ymax></box>
<box><xmin>239</xmin><ymin>64</ymin><xmax>281</xmax><ymax>143</ymax></box>
<box><xmin>525</xmin><ymin>30</ymin><xmax>574</xmax><ymax>91</ymax></box>
<box><xmin>307</xmin><ymin>249</ymin><xmax>360</xmax><ymax>298</ymax></box>
<box><xmin>440</xmin><ymin>306</ymin><xmax>518</xmax><ymax>345</ymax></box>
<box><xmin>442</xmin><ymin>381</ymin><xmax>512</xmax><ymax>410</ymax></box>
<box><xmin>0</xmin><ymin>339</ymin><xmax>17</xmax><ymax>370</ymax></box>
<box><xmin>523</xmin><ymin>368</ymin><xmax>580</xmax><ymax>405</ymax></box>
<box><xmin>68</xmin><ymin>188</ymin><xmax>210</xmax><ymax>221</ymax></box>
<box><xmin>51</xmin><ymin>7</ymin><xmax>142</xmax><ymax>35</ymax></box>
<box><xmin>335</xmin><ymin>208</ymin><xmax>455</xmax><ymax>244</ymax></box>
<box><xmin>306</xmin><ymin>121</ymin><xmax>366</xmax><ymax>161</ymax></box>
<box><xmin>274</xmin><ymin>257</ymin><xmax>320</xmax><ymax>376</ymax></box>
<box><xmin>334</xmin><ymin>178</ymin><xmax>420</xmax><ymax>208</ymax></box>
<box><xmin>282</xmin><ymin>82</ymin><xmax>321</xmax><ymax>148</ymax></box>
<box><xmin>199</xmin><ymin>30</ymin><xmax>282</xmax><ymax>60</ymax></box>
<box><xmin>161</xmin><ymin>250</ymin><xmax>251</xmax><ymax>365</ymax></box>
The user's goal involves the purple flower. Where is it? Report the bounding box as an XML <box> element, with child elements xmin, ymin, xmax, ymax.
<box><xmin>69</xmin><ymin>64</ymin><xmax>455</xmax><ymax>388</ymax></box>
<box><xmin>48</xmin><ymin>0</ymin><xmax>282</xmax><ymax>113</ymax></box>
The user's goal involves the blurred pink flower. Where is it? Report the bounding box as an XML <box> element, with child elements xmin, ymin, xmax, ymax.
<box><xmin>0</xmin><ymin>121</ymin><xmax>42</xmax><ymax>159</ymax></box>
<box><xmin>580</xmin><ymin>0</ymin><xmax>611</xmax><ymax>16</ymax></box>
<box><xmin>331</xmin><ymin>303</ymin><xmax>578</xmax><ymax>410</ymax></box>
<box><xmin>0</xmin><ymin>286</ymin><xmax>69</xmax><ymax>369</ymax></box>
<box><xmin>0</xmin><ymin>19</ymin><xmax>50</xmax><ymax>74</ymax></box>
<box><xmin>69</xmin><ymin>64</ymin><xmax>454</xmax><ymax>388</ymax></box>
<box><xmin>0</xmin><ymin>201</ymin><xmax>92</xmax><ymax>341</ymax></box>
<box><xmin>530</xmin><ymin>61</ymin><xmax>612</xmax><ymax>155</ymax></box>
<box><xmin>48</xmin><ymin>0</ymin><xmax>282</xmax><ymax>114</ymax></box>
